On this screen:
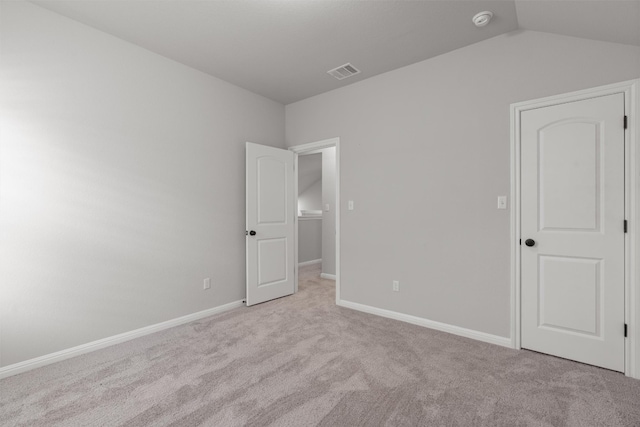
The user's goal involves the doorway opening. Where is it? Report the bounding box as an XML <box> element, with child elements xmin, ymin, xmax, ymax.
<box><xmin>290</xmin><ymin>138</ymin><xmax>340</xmax><ymax>304</ymax></box>
<box><xmin>296</xmin><ymin>152</ymin><xmax>323</xmax><ymax>271</ymax></box>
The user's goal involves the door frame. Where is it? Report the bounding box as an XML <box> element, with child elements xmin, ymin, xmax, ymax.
<box><xmin>510</xmin><ymin>79</ymin><xmax>639</xmax><ymax>378</ymax></box>
<box><xmin>289</xmin><ymin>137</ymin><xmax>341</xmax><ymax>304</ymax></box>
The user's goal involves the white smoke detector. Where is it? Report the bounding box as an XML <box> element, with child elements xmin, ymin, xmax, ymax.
<box><xmin>472</xmin><ymin>11</ymin><xmax>493</xmax><ymax>27</ymax></box>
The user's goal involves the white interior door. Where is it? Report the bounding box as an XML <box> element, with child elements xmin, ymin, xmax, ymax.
<box><xmin>246</xmin><ymin>142</ymin><xmax>295</xmax><ymax>306</ymax></box>
<box><xmin>521</xmin><ymin>93</ymin><xmax>625</xmax><ymax>372</ymax></box>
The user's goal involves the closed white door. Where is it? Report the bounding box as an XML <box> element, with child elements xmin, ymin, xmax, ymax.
<box><xmin>521</xmin><ymin>93</ymin><xmax>625</xmax><ymax>372</ymax></box>
<box><xmin>246</xmin><ymin>142</ymin><xmax>295</xmax><ymax>306</ymax></box>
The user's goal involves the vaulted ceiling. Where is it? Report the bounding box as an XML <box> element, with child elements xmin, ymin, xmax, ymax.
<box><xmin>31</xmin><ymin>0</ymin><xmax>640</xmax><ymax>105</ymax></box>
<box><xmin>298</xmin><ymin>153</ymin><xmax>322</xmax><ymax>195</ymax></box>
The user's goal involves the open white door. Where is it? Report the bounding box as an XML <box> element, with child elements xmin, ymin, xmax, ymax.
<box><xmin>520</xmin><ymin>93</ymin><xmax>625</xmax><ymax>371</ymax></box>
<box><xmin>246</xmin><ymin>142</ymin><xmax>295</xmax><ymax>306</ymax></box>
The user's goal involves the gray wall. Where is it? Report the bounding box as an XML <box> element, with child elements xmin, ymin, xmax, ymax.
<box><xmin>298</xmin><ymin>218</ymin><xmax>322</xmax><ymax>263</ymax></box>
<box><xmin>297</xmin><ymin>152</ymin><xmax>322</xmax><ymax>214</ymax></box>
<box><xmin>0</xmin><ymin>1</ymin><xmax>285</xmax><ymax>366</ymax></box>
<box><xmin>286</xmin><ymin>30</ymin><xmax>640</xmax><ymax>338</ymax></box>
<box><xmin>298</xmin><ymin>179</ymin><xmax>322</xmax><ymax>213</ymax></box>
<box><xmin>321</xmin><ymin>147</ymin><xmax>337</xmax><ymax>276</ymax></box>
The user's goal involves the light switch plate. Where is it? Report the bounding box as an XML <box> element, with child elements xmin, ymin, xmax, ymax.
<box><xmin>497</xmin><ymin>196</ymin><xmax>507</xmax><ymax>210</ymax></box>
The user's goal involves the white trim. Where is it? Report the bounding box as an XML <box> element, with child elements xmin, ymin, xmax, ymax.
<box><xmin>320</xmin><ymin>273</ymin><xmax>336</xmax><ymax>281</ymax></box>
<box><xmin>293</xmin><ymin>151</ymin><xmax>299</xmax><ymax>294</ymax></box>
<box><xmin>0</xmin><ymin>300</ymin><xmax>244</xmax><ymax>379</ymax></box>
<box><xmin>510</xmin><ymin>79</ymin><xmax>639</xmax><ymax>379</ymax></box>
<box><xmin>338</xmin><ymin>299</ymin><xmax>511</xmax><ymax>348</ymax></box>
<box><xmin>299</xmin><ymin>258</ymin><xmax>322</xmax><ymax>267</ymax></box>
<box><xmin>289</xmin><ymin>138</ymin><xmax>340</xmax><ymax>304</ymax></box>
<box><xmin>289</xmin><ymin>138</ymin><xmax>338</xmax><ymax>154</ymax></box>
<box><xmin>630</xmin><ymin>80</ymin><xmax>639</xmax><ymax>379</ymax></box>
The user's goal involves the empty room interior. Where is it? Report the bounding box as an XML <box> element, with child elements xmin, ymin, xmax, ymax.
<box><xmin>2</xmin><ymin>0</ymin><xmax>640</xmax><ymax>425</ymax></box>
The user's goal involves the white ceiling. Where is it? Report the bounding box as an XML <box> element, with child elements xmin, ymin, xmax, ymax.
<box><xmin>30</xmin><ymin>0</ymin><xmax>640</xmax><ymax>105</ymax></box>
<box><xmin>516</xmin><ymin>1</ymin><xmax>640</xmax><ymax>47</ymax></box>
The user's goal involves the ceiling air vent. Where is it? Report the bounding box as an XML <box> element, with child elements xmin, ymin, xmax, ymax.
<box><xmin>327</xmin><ymin>63</ymin><xmax>361</xmax><ymax>80</ymax></box>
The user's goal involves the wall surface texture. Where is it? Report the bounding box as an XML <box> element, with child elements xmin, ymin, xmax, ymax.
<box><xmin>298</xmin><ymin>219</ymin><xmax>322</xmax><ymax>263</ymax></box>
<box><xmin>0</xmin><ymin>1</ymin><xmax>285</xmax><ymax>366</ymax></box>
<box><xmin>286</xmin><ymin>30</ymin><xmax>640</xmax><ymax>338</ymax></box>
<box><xmin>298</xmin><ymin>179</ymin><xmax>322</xmax><ymax>213</ymax></box>
<box><xmin>321</xmin><ymin>147</ymin><xmax>337</xmax><ymax>276</ymax></box>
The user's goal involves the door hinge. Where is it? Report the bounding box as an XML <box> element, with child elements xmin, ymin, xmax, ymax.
<box><xmin>624</xmin><ymin>115</ymin><xmax>628</xmax><ymax>129</ymax></box>
<box><xmin>245</xmin><ymin>230</ymin><xmax>248</xmax><ymax>236</ymax></box>
<box><xmin>519</xmin><ymin>239</ymin><xmax>521</xmax><ymax>245</ymax></box>
<box><xmin>624</xmin><ymin>220</ymin><xmax>628</xmax><ymax>233</ymax></box>
<box><xmin>624</xmin><ymin>323</ymin><xmax>628</xmax><ymax>338</ymax></box>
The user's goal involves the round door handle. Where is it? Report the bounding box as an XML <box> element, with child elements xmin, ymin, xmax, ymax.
<box><xmin>525</xmin><ymin>239</ymin><xmax>535</xmax><ymax>247</ymax></box>
<box><xmin>249</xmin><ymin>230</ymin><xmax>257</xmax><ymax>236</ymax></box>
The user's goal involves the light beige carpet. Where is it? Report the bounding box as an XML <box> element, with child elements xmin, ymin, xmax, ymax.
<box><xmin>2</xmin><ymin>264</ymin><xmax>640</xmax><ymax>426</ymax></box>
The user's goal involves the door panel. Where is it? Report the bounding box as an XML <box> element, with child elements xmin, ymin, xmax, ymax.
<box><xmin>257</xmin><ymin>238</ymin><xmax>287</xmax><ymax>286</ymax></box>
<box><xmin>246</xmin><ymin>142</ymin><xmax>294</xmax><ymax>306</ymax></box>
<box><xmin>538</xmin><ymin>255</ymin><xmax>601</xmax><ymax>336</ymax></box>
<box><xmin>539</xmin><ymin>121</ymin><xmax>600</xmax><ymax>231</ymax></box>
<box><xmin>521</xmin><ymin>93</ymin><xmax>625</xmax><ymax>372</ymax></box>
<box><xmin>258</xmin><ymin>157</ymin><xmax>287</xmax><ymax>224</ymax></box>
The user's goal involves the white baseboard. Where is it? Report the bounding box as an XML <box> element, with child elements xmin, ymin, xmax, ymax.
<box><xmin>298</xmin><ymin>258</ymin><xmax>322</xmax><ymax>267</ymax></box>
<box><xmin>320</xmin><ymin>273</ymin><xmax>336</xmax><ymax>280</ymax></box>
<box><xmin>0</xmin><ymin>300</ymin><xmax>244</xmax><ymax>379</ymax></box>
<box><xmin>337</xmin><ymin>299</ymin><xmax>511</xmax><ymax>348</ymax></box>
